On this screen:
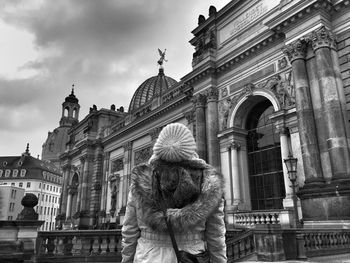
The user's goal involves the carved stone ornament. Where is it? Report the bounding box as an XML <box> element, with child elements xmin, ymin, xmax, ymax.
<box><xmin>111</xmin><ymin>158</ymin><xmax>124</xmax><ymax>173</ymax></box>
<box><xmin>278</xmin><ymin>57</ymin><xmax>288</xmax><ymax>70</ymax></box>
<box><xmin>221</xmin><ymin>87</ymin><xmax>228</xmax><ymax>98</ymax></box>
<box><xmin>282</xmin><ymin>39</ymin><xmax>307</xmax><ymax>63</ymax></box>
<box><xmin>149</xmin><ymin>127</ymin><xmax>163</xmax><ymax>141</ymax></box>
<box><xmin>310</xmin><ymin>26</ymin><xmax>336</xmax><ymax>51</ymax></box>
<box><xmin>218</xmin><ymin>98</ymin><xmax>231</xmax><ymax>131</ymax></box>
<box><xmin>231</xmin><ymin>141</ymin><xmax>241</xmax><ymax>150</ymax></box>
<box><xmin>134</xmin><ymin>146</ymin><xmax>153</xmax><ymax>165</ymax></box>
<box><xmin>192</xmin><ymin>93</ymin><xmax>206</xmax><ymax>108</ymax></box>
<box><xmin>207</xmin><ymin>87</ymin><xmax>219</xmax><ymax>102</ymax></box>
<box><xmin>185</xmin><ymin>111</ymin><xmax>195</xmax><ymax>124</ymax></box>
<box><xmin>123</xmin><ymin>141</ymin><xmax>132</xmax><ymax>151</ymax></box>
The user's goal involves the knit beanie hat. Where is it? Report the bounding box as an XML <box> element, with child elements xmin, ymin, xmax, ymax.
<box><xmin>149</xmin><ymin>123</ymin><xmax>206</xmax><ymax>165</ymax></box>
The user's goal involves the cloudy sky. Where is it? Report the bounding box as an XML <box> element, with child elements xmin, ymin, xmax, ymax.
<box><xmin>0</xmin><ymin>0</ymin><xmax>231</xmax><ymax>158</ymax></box>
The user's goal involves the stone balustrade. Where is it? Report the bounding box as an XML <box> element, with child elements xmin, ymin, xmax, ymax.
<box><xmin>36</xmin><ymin>229</ymin><xmax>122</xmax><ymax>262</ymax></box>
<box><xmin>233</xmin><ymin>209</ymin><xmax>294</xmax><ymax>228</ymax></box>
<box><xmin>226</xmin><ymin>229</ymin><xmax>255</xmax><ymax>262</ymax></box>
<box><xmin>302</xmin><ymin>229</ymin><xmax>350</xmax><ymax>258</ymax></box>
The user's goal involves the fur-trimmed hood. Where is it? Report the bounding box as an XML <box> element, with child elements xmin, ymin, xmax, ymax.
<box><xmin>130</xmin><ymin>161</ymin><xmax>224</xmax><ymax>232</ymax></box>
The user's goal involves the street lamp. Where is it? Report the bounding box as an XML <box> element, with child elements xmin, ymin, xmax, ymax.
<box><xmin>284</xmin><ymin>154</ymin><xmax>301</xmax><ymax>228</ymax></box>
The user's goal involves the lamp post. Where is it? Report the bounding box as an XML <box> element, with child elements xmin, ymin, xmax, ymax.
<box><xmin>284</xmin><ymin>154</ymin><xmax>301</xmax><ymax>228</ymax></box>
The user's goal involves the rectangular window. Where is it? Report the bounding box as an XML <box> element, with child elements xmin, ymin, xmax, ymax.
<box><xmin>11</xmin><ymin>182</ymin><xmax>15</xmax><ymax>186</ymax></box>
<box><xmin>50</xmin><ymin>185</ymin><xmax>52</xmax><ymax>191</ymax></box>
<box><xmin>39</xmin><ymin>183</ymin><xmax>41</xmax><ymax>188</ymax></box>
<box><xmin>44</xmin><ymin>207</ymin><xmax>46</xmax><ymax>215</ymax></box>
<box><xmin>47</xmin><ymin>185</ymin><xmax>49</xmax><ymax>190</ymax></box>
<box><xmin>49</xmin><ymin>196</ymin><xmax>51</xmax><ymax>202</ymax></box>
<box><xmin>8</xmin><ymin>216</ymin><xmax>13</xmax><ymax>220</ymax></box>
<box><xmin>11</xmin><ymin>189</ymin><xmax>16</xmax><ymax>199</ymax></box>
<box><xmin>42</xmin><ymin>194</ymin><xmax>44</xmax><ymax>201</ymax></box>
<box><xmin>19</xmin><ymin>182</ymin><xmax>23</xmax><ymax>187</ymax></box>
<box><xmin>26</xmin><ymin>182</ymin><xmax>31</xmax><ymax>188</ymax></box>
<box><xmin>43</xmin><ymin>183</ymin><xmax>45</xmax><ymax>189</ymax></box>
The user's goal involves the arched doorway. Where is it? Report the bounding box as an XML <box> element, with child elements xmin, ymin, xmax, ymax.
<box><xmin>246</xmin><ymin>100</ymin><xmax>285</xmax><ymax>210</ymax></box>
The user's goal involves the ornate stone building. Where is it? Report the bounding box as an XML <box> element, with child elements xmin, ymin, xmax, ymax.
<box><xmin>51</xmin><ymin>0</ymin><xmax>350</xmax><ymax>230</ymax></box>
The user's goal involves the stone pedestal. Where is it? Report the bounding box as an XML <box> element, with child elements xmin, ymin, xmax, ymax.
<box><xmin>255</xmin><ymin>225</ymin><xmax>286</xmax><ymax>261</ymax></box>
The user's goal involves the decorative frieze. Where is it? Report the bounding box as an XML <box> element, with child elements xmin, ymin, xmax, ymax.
<box><xmin>134</xmin><ymin>146</ymin><xmax>153</xmax><ymax>165</ymax></box>
<box><xmin>123</xmin><ymin>141</ymin><xmax>132</xmax><ymax>151</ymax></box>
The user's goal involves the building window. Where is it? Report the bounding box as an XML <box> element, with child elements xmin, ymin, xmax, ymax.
<box><xmin>11</xmin><ymin>189</ymin><xmax>16</xmax><ymax>199</ymax></box>
<box><xmin>5</xmin><ymin>170</ymin><xmax>11</xmax><ymax>177</ymax></box>
<box><xmin>49</xmin><ymin>196</ymin><xmax>51</xmax><ymax>202</ymax></box>
<box><xmin>50</xmin><ymin>185</ymin><xmax>52</xmax><ymax>191</ymax></box>
<box><xmin>9</xmin><ymin>203</ymin><xmax>15</xmax><ymax>212</ymax></box>
<box><xmin>8</xmin><ymin>216</ymin><xmax>13</xmax><ymax>220</ymax></box>
<box><xmin>11</xmin><ymin>182</ymin><xmax>15</xmax><ymax>186</ymax></box>
<box><xmin>13</xmin><ymin>169</ymin><xmax>18</xmax><ymax>177</ymax></box>
<box><xmin>46</xmin><ymin>195</ymin><xmax>48</xmax><ymax>202</ymax></box>
<box><xmin>44</xmin><ymin>207</ymin><xmax>46</xmax><ymax>215</ymax></box>
<box><xmin>26</xmin><ymin>182</ymin><xmax>31</xmax><ymax>188</ymax></box>
<box><xmin>19</xmin><ymin>182</ymin><xmax>23</xmax><ymax>187</ymax></box>
<box><xmin>20</xmin><ymin>169</ymin><xmax>26</xmax><ymax>177</ymax></box>
<box><xmin>246</xmin><ymin>100</ymin><xmax>285</xmax><ymax>210</ymax></box>
<box><xmin>39</xmin><ymin>183</ymin><xmax>41</xmax><ymax>188</ymax></box>
<box><xmin>0</xmin><ymin>170</ymin><xmax>3</xmax><ymax>177</ymax></box>
<box><xmin>47</xmin><ymin>185</ymin><xmax>49</xmax><ymax>190</ymax></box>
<box><xmin>43</xmin><ymin>183</ymin><xmax>45</xmax><ymax>189</ymax></box>
<box><xmin>42</xmin><ymin>194</ymin><xmax>44</xmax><ymax>201</ymax></box>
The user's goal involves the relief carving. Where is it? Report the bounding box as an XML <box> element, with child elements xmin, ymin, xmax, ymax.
<box><xmin>134</xmin><ymin>146</ymin><xmax>153</xmax><ymax>165</ymax></box>
<box><xmin>111</xmin><ymin>158</ymin><xmax>124</xmax><ymax>173</ymax></box>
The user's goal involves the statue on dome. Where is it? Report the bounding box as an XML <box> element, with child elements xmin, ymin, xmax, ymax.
<box><xmin>157</xmin><ymin>48</ymin><xmax>167</xmax><ymax>67</ymax></box>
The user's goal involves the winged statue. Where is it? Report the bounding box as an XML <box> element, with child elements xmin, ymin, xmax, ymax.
<box><xmin>157</xmin><ymin>48</ymin><xmax>167</xmax><ymax>66</ymax></box>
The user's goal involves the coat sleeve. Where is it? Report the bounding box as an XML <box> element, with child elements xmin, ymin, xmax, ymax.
<box><xmin>121</xmin><ymin>189</ymin><xmax>140</xmax><ymax>263</ymax></box>
<box><xmin>205</xmin><ymin>198</ymin><xmax>227</xmax><ymax>263</ymax></box>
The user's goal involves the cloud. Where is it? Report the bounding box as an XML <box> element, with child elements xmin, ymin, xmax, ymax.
<box><xmin>0</xmin><ymin>0</ymin><xmax>231</xmax><ymax>156</ymax></box>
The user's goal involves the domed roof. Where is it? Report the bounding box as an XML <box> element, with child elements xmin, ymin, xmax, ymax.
<box><xmin>65</xmin><ymin>88</ymin><xmax>79</xmax><ymax>104</ymax></box>
<box><xmin>129</xmin><ymin>68</ymin><xmax>178</xmax><ymax>113</ymax></box>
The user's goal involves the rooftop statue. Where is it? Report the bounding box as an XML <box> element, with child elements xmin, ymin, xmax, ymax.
<box><xmin>157</xmin><ymin>48</ymin><xmax>167</xmax><ymax>67</ymax></box>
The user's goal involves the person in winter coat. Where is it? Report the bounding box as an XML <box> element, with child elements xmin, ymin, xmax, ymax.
<box><xmin>121</xmin><ymin>123</ymin><xmax>227</xmax><ymax>263</ymax></box>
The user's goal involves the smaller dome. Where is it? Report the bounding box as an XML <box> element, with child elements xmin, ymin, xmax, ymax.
<box><xmin>65</xmin><ymin>88</ymin><xmax>79</xmax><ymax>104</ymax></box>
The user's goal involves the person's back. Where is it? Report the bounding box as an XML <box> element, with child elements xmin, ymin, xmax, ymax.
<box><xmin>121</xmin><ymin>123</ymin><xmax>227</xmax><ymax>263</ymax></box>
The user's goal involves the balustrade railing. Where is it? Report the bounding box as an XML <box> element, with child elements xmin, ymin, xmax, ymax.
<box><xmin>36</xmin><ymin>229</ymin><xmax>122</xmax><ymax>262</ymax></box>
<box><xmin>234</xmin><ymin>209</ymin><xmax>294</xmax><ymax>228</ymax></box>
<box><xmin>301</xmin><ymin>229</ymin><xmax>350</xmax><ymax>257</ymax></box>
<box><xmin>226</xmin><ymin>229</ymin><xmax>255</xmax><ymax>262</ymax></box>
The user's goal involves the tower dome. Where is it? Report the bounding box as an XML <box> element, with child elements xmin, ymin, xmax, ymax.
<box><xmin>128</xmin><ymin>68</ymin><xmax>178</xmax><ymax>113</ymax></box>
<box><xmin>65</xmin><ymin>88</ymin><xmax>79</xmax><ymax>103</ymax></box>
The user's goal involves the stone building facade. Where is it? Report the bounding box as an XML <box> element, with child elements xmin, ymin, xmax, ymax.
<box><xmin>50</xmin><ymin>0</ymin><xmax>350</xmax><ymax>229</ymax></box>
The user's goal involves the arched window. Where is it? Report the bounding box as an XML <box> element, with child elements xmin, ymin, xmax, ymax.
<box><xmin>246</xmin><ymin>100</ymin><xmax>285</xmax><ymax>210</ymax></box>
<box><xmin>73</xmin><ymin>108</ymin><xmax>78</xmax><ymax>118</ymax></box>
<box><xmin>64</xmin><ymin>107</ymin><xmax>69</xmax><ymax>117</ymax></box>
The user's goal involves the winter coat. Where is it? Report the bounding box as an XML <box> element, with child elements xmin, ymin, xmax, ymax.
<box><xmin>121</xmin><ymin>160</ymin><xmax>227</xmax><ymax>263</ymax></box>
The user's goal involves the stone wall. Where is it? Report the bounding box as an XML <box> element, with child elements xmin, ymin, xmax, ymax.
<box><xmin>338</xmin><ymin>29</ymin><xmax>350</xmax><ymax>117</ymax></box>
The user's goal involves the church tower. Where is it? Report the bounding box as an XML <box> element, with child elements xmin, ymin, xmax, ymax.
<box><xmin>60</xmin><ymin>88</ymin><xmax>80</xmax><ymax>126</ymax></box>
<box><xmin>42</xmin><ymin>88</ymin><xmax>80</xmax><ymax>167</ymax></box>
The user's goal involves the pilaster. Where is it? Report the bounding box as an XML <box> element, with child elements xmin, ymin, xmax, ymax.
<box><xmin>193</xmin><ymin>93</ymin><xmax>207</xmax><ymax>160</ymax></box>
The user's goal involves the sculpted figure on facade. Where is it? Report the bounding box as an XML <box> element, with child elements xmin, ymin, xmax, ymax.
<box><xmin>218</xmin><ymin>98</ymin><xmax>231</xmax><ymax>130</ymax></box>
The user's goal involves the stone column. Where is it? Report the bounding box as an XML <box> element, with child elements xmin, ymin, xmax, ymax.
<box><xmin>231</xmin><ymin>141</ymin><xmax>241</xmax><ymax>207</ymax></box>
<box><xmin>311</xmin><ymin>27</ymin><xmax>350</xmax><ymax>179</ymax></box>
<box><xmin>66</xmin><ymin>192</ymin><xmax>72</xmax><ymax>218</ymax></box>
<box><xmin>80</xmin><ymin>155</ymin><xmax>92</xmax><ymax>212</ymax></box>
<box><xmin>306</xmin><ymin>49</ymin><xmax>332</xmax><ymax>181</ymax></box>
<box><xmin>90</xmin><ymin>144</ymin><xmax>103</xmax><ymax>216</ymax></box>
<box><xmin>60</xmin><ymin>164</ymin><xmax>71</xmax><ymax>216</ymax></box>
<box><xmin>279</xmin><ymin>127</ymin><xmax>293</xmax><ymax>207</ymax></box>
<box><xmin>206</xmin><ymin>87</ymin><xmax>220</xmax><ymax>169</ymax></box>
<box><xmin>283</xmin><ymin>39</ymin><xmax>323</xmax><ymax>184</ymax></box>
<box><xmin>193</xmin><ymin>94</ymin><xmax>207</xmax><ymax>160</ymax></box>
<box><xmin>120</xmin><ymin>142</ymin><xmax>132</xmax><ymax>216</ymax></box>
<box><xmin>101</xmin><ymin>152</ymin><xmax>110</xmax><ymax>212</ymax></box>
<box><xmin>76</xmin><ymin>167</ymin><xmax>82</xmax><ymax>212</ymax></box>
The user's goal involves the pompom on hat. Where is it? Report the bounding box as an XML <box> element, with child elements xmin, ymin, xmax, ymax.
<box><xmin>149</xmin><ymin>123</ymin><xmax>206</xmax><ymax>166</ymax></box>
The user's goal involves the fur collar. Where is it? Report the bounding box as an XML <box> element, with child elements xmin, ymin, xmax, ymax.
<box><xmin>130</xmin><ymin>162</ymin><xmax>224</xmax><ymax>232</ymax></box>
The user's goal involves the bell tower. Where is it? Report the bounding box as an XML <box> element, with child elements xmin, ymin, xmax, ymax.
<box><xmin>60</xmin><ymin>86</ymin><xmax>80</xmax><ymax>126</ymax></box>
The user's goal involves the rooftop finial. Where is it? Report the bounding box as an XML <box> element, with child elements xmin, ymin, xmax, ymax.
<box><xmin>72</xmin><ymin>84</ymin><xmax>75</xmax><ymax>95</ymax></box>
<box><xmin>25</xmin><ymin>143</ymin><xmax>30</xmax><ymax>156</ymax></box>
<box><xmin>157</xmin><ymin>48</ymin><xmax>167</xmax><ymax>68</ymax></box>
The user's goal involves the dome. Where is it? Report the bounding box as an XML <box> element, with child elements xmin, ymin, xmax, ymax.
<box><xmin>65</xmin><ymin>89</ymin><xmax>79</xmax><ymax>104</ymax></box>
<box><xmin>129</xmin><ymin>68</ymin><xmax>178</xmax><ymax>113</ymax></box>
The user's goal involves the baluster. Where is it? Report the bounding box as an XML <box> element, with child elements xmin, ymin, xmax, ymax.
<box><xmin>80</xmin><ymin>236</ymin><xmax>92</xmax><ymax>255</ymax></box>
<box><xmin>108</xmin><ymin>235</ymin><xmax>117</xmax><ymax>254</ymax></box>
<box><xmin>46</xmin><ymin>236</ymin><xmax>56</xmax><ymax>256</ymax></box>
<box><xmin>56</xmin><ymin>236</ymin><xmax>64</xmax><ymax>255</ymax></box>
<box><xmin>274</xmin><ymin>213</ymin><xmax>280</xmax><ymax>224</ymax></box>
<box><xmin>100</xmin><ymin>235</ymin><xmax>108</xmax><ymax>254</ymax></box>
<box><xmin>63</xmin><ymin>236</ymin><xmax>74</xmax><ymax>256</ymax></box>
<box><xmin>90</xmin><ymin>236</ymin><xmax>99</xmax><ymax>255</ymax></box>
<box><xmin>36</xmin><ymin>236</ymin><xmax>46</xmax><ymax>255</ymax></box>
<box><xmin>73</xmin><ymin>235</ymin><xmax>82</xmax><ymax>255</ymax></box>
